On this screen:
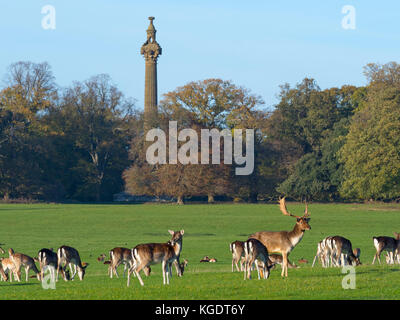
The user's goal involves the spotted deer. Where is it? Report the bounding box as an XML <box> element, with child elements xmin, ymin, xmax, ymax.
<box><xmin>230</xmin><ymin>240</ymin><xmax>245</xmax><ymax>272</ymax></box>
<box><xmin>243</xmin><ymin>238</ymin><xmax>272</xmax><ymax>280</ymax></box>
<box><xmin>56</xmin><ymin>246</ymin><xmax>88</xmax><ymax>281</ymax></box>
<box><xmin>127</xmin><ymin>230</ymin><xmax>184</xmax><ymax>287</ymax></box>
<box><xmin>0</xmin><ymin>257</ymin><xmax>17</xmax><ymax>282</ymax></box>
<box><xmin>8</xmin><ymin>248</ymin><xmax>40</xmax><ymax>282</ymax></box>
<box><xmin>249</xmin><ymin>197</ymin><xmax>311</xmax><ymax>277</ymax></box>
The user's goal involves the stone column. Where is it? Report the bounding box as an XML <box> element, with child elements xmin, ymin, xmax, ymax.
<box><xmin>141</xmin><ymin>17</ymin><xmax>162</xmax><ymax>130</ymax></box>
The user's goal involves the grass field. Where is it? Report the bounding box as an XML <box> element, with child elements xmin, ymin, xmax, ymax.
<box><xmin>1</xmin><ymin>202</ymin><xmax>400</xmax><ymax>300</ymax></box>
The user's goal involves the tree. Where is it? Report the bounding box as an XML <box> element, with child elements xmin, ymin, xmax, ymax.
<box><xmin>340</xmin><ymin>62</ymin><xmax>400</xmax><ymax>200</ymax></box>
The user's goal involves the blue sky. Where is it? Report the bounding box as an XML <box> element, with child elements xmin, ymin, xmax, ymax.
<box><xmin>1</xmin><ymin>1</ymin><xmax>400</xmax><ymax>109</ymax></box>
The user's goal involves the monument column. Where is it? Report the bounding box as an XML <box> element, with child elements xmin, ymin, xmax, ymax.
<box><xmin>141</xmin><ymin>17</ymin><xmax>162</xmax><ymax>130</ymax></box>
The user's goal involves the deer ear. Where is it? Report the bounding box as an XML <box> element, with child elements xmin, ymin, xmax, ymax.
<box><xmin>168</xmin><ymin>230</ymin><xmax>175</xmax><ymax>235</ymax></box>
<box><xmin>180</xmin><ymin>230</ymin><xmax>184</xmax><ymax>235</ymax></box>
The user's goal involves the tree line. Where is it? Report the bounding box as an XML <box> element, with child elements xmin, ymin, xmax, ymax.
<box><xmin>1</xmin><ymin>61</ymin><xmax>399</xmax><ymax>203</ymax></box>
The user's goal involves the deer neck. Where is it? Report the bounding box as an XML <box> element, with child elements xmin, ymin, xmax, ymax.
<box><xmin>288</xmin><ymin>223</ymin><xmax>305</xmax><ymax>247</ymax></box>
<box><xmin>171</xmin><ymin>239</ymin><xmax>182</xmax><ymax>257</ymax></box>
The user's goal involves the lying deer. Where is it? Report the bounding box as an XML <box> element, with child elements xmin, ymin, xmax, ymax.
<box><xmin>8</xmin><ymin>248</ymin><xmax>40</xmax><ymax>282</ymax></box>
<box><xmin>249</xmin><ymin>197</ymin><xmax>311</xmax><ymax>277</ymax></box>
<box><xmin>127</xmin><ymin>230</ymin><xmax>184</xmax><ymax>286</ymax></box>
<box><xmin>230</xmin><ymin>240</ymin><xmax>245</xmax><ymax>272</ymax></box>
<box><xmin>57</xmin><ymin>246</ymin><xmax>89</xmax><ymax>281</ymax></box>
<box><xmin>269</xmin><ymin>253</ymin><xmax>298</xmax><ymax>269</ymax></box>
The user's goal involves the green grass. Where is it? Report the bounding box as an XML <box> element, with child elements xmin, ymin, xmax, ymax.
<box><xmin>1</xmin><ymin>202</ymin><xmax>400</xmax><ymax>299</ymax></box>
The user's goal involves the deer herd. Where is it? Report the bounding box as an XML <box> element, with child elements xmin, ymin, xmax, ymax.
<box><xmin>0</xmin><ymin>197</ymin><xmax>399</xmax><ymax>287</ymax></box>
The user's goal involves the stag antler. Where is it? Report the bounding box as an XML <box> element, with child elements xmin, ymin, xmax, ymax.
<box><xmin>304</xmin><ymin>200</ymin><xmax>310</xmax><ymax>217</ymax></box>
<box><xmin>279</xmin><ymin>197</ymin><xmax>301</xmax><ymax>219</ymax></box>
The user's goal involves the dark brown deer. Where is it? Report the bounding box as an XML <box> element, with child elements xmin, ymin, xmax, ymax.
<box><xmin>56</xmin><ymin>246</ymin><xmax>89</xmax><ymax>281</ymax></box>
<box><xmin>372</xmin><ymin>232</ymin><xmax>400</xmax><ymax>264</ymax></box>
<box><xmin>249</xmin><ymin>197</ymin><xmax>311</xmax><ymax>277</ymax></box>
<box><xmin>331</xmin><ymin>236</ymin><xmax>361</xmax><ymax>266</ymax></box>
<box><xmin>243</xmin><ymin>238</ymin><xmax>272</xmax><ymax>280</ymax></box>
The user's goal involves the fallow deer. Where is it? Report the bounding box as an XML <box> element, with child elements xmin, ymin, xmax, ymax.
<box><xmin>269</xmin><ymin>253</ymin><xmax>298</xmax><ymax>269</ymax></box>
<box><xmin>57</xmin><ymin>246</ymin><xmax>88</xmax><ymax>281</ymax></box>
<box><xmin>230</xmin><ymin>240</ymin><xmax>245</xmax><ymax>272</ymax></box>
<box><xmin>331</xmin><ymin>236</ymin><xmax>361</xmax><ymax>266</ymax></box>
<box><xmin>249</xmin><ymin>197</ymin><xmax>311</xmax><ymax>277</ymax></box>
<box><xmin>8</xmin><ymin>248</ymin><xmax>40</xmax><ymax>282</ymax></box>
<box><xmin>243</xmin><ymin>238</ymin><xmax>272</xmax><ymax>280</ymax></box>
<box><xmin>127</xmin><ymin>229</ymin><xmax>184</xmax><ymax>287</ymax></box>
<box><xmin>38</xmin><ymin>248</ymin><xmax>70</xmax><ymax>282</ymax></box>
<box><xmin>372</xmin><ymin>233</ymin><xmax>400</xmax><ymax>265</ymax></box>
<box><xmin>0</xmin><ymin>258</ymin><xmax>16</xmax><ymax>282</ymax></box>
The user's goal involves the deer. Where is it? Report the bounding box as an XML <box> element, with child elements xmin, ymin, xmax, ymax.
<box><xmin>331</xmin><ymin>236</ymin><xmax>361</xmax><ymax>266</ymax></box>
<box><xmin>249</xmin><ymin>197</ymin><xmax>311</xmax><ymax>278</ymax></box>
<box><xmin>38</xmin><ymin>248</ymin><xmax>70</xmax><ymax>282</ymax></box>
<box><xmin>243</xmin><ymin>238</ymin><xmax>273</xmax><ymax>280</ymax></box>
<box><xmin>105</xmin><ymin>247</ymin><xmax>151</xmax><ymax>278</ymax></box>
<box><xmin>269</xmin><ymin>253</ymin><xmax>298</xmax><ymax>269</ymax></box>
<box><xmin>8</xmin><ymin>248</ymin><xmax>40</xmax><ymax>282</ymax></box>
<box><xmin>127</xmin><ymin>229</ymin><xmax>184</xmax><ymax>287</ymax></box>
<box><xmin>180</xmin><ymin>259</ymin><xmax>188</xmax><ymax>275</ymax></box>
<box><xmin>0</xmin><ymin>258</ymin><xmax>17</xmax><ymax>282</ymax></box>
<box><xmin>56</xmin><ymin>246</ymin><xmax>89</xmax><ymax>281</ymax></box>
<box><xmin>230</xmin><ymin>240</ymin><xmax>245</xmax><ymax>272</ymax></box>
<box><xmin>372</xmin><ymin>232</ymin><xmax>400</xmax><ymax>265</ymax></box>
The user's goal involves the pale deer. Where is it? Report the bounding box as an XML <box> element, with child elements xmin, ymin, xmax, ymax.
<box><xmin>127</xmin><ymin>229</ymin><xmax>184</xmax><ymax>287</ymax></box>
<box><xmin>56</xmin><ymin>246</ymin><xmax>88</xmax><ymax>281</ymax></box>
<box><xmin>0</xmin><ymin>258</ymin><xmax>17</xmax><ymax>282</ymax></box>
<box><xmin>249</xmin><ymin>197</ymin><xmax>311</xmax><ymax>277</ymax></box>
<box><xmin>331</xmin><ymin>236</ymin><xmax>361</xmax><ymax>266</ymax></box>
<box><xmin>230</xmin><ymin>240</ymin><xmax>245</xmax><ymax>272</ymax></box>
<box><xmin>8</xmin><ymin>248</ymin><xmax>40</xmax><ymax>282</ymax></box>
<box><xmin>243</xmin><ymin>238</ymin><xmax>272</xmax><ymax>280</ymax></box>
<box><xmin>372</xmin><ymin>233</ymin><xmax>400</xmax><ymax>265</ymax></box>
<box><xmin>38</xmin><ymin>248</ymin><xmax>70</xmax><ymax>282</ymax></box>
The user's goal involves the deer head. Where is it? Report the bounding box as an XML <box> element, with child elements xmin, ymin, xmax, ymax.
<box><xmin>279</xmin><ymin>197</ymin><xmax>311</xmax><ymax>231</ymax></box>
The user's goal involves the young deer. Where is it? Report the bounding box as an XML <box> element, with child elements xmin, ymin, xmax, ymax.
<box><xmin>372</xmin><ymin>233</ymin><xmax>400</xmax><ymax>265</ymax></box>
<box><xmin>127</xmin><ymin>230</ymin><xmax>184</xmax><ymax>287</ymax></box>
<box><xmin>8</xmin><ymin>248</ymin><xmax>40</xmax><ymax>282</ymax></box>
<box><xmin>38</xmin><ymin>248</ymin><xmax>70</xmax><ymax>282</ymax></box>
<box><xmin>107</xmin><ymin>247</ymin><xmax>134</xmax><ymax>278</ymax></box>
<box><xmin>57</xmin><ymin>246</ymin><xmax>88</xmax><ymax>281</ymax></box>
<box><xmin>331</xmin><ymin>236</ymin><xmax>361</xmax><ymax>266</ymax></box>
<box><xmin>230</xmin><ymin>240</ymin><xmax>245</xmax><ymax>272</ymax></box>
<box><xmin>180</xmin><ymin>259</ymin><xmax>188</xmax><ymax>275</ymax></box>
<box><xmin>243</xmin><ymin>238</ymin><xmax>272</xmax><ymax>280</ymax></box>
<box><xmin>249</xmin><ymin>197</ymin><xmax>311</xmax><ymax>277</ymax></box>
<box><xmin>269</xmin><ymin>253</ymin><xmax>298</xmax><ymax>269</ymax></box>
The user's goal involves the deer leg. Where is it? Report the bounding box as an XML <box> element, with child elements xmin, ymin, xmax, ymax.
<box><xmin>254</xmin><ymin>259</ymin><xmax>261</xmax><ymax>280</ymax></box>
<box><xmin>282</xmin><ymin>253</ymin><xmax>288</xmax><ymax>277</ymax></box>
<box><xmin>312</xmin><ymin>254</ymin><xmax>318</xmax><ymax>267</ymax></box>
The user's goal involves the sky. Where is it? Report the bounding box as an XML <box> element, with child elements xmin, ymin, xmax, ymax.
<box><xmin>1</xmin><ymin>0</ymin><xmax>400</xmax><ymax>110</ymax></box>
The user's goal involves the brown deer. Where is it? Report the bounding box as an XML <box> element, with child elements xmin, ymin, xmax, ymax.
<box><xmin>331</xmin><ymin>236</ymin><xmax>361</xmax><ymax>266</ymax></box>
<box><xmin>249</xmin><ymin>197</ymin><xmax>311</xmax><ymax>277</ymax></box>
<box><xmin>230</xmin><ymin>240</ymin><xmax>245</xmax><ymax>272</ymax></box>
<box><xmin>269</xmin><ymin>253</ymin><xmax>298</xmax><ymax>269</ymax></box>
<box><xmin>127</xmin><ymin>230</ymin><xmax>184</xmax><ymax>287</ymax></box>
<box><xmin>180</xmin><ymin>259</ymin><xmax>188</xmax><ymax>275</ymax></box>
<box><xmin>56</xmin><ymin>246</ymin><xmax>88</xmax><ymax>281</ymax></box>
<box><xmin>107</xmin><ymin>247</ymin><xmax>134</xmax><ymax>278</ymax></box>
<box><xmin>372</xmin><ymin>232</ymin><xmax>400</xmax><ymax>264</ymax></box>
<box><xmin>8</xmin><ymin>248</ymin><xmax>40</xmax><ymax>282</ymax></box>
<box><xmin>243</xmin><ymin>238</ymin><xmax>272</xmax><ymax>280</ymax></box>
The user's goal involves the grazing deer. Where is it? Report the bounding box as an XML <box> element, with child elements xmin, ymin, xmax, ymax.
<box><xmin>8</xmin><ymin>248</ymin><xmax>40</xmax><ymax>282</ymax></box>
<box><xmin>243</xmin><ymin>238</ymin><xmax>272</xmax><ymax>280</ymax></box>
<box><xmin>331</xmin><ymin>236</ymin><xmax>361</xmax><ymax>266</ymax></box>
<box><xmin>372</xmin><ymin>233</ymin><xmax>400</xmax><ymax>265</ymax></box>
<box><xmin>56</xmin><ymin>246</ymin><xmax>88</xmax><ymax>281</ymax></box>
<box><xmin>180</xmin><ymin>259</ymin><xmax>188</xmax><ymax>275</ymax></box>
<box><xmin>38</xmin><ymin>248</ymin><xmax>70</xmax><ymax>282</ymax></box>
<box><xmin>107</xmin><ymin>247</ymin><xmax>134</xmax><ymax>278</ymax></box>
<box><xmin>127</xmin><ymin>229</ymin><xmax>184</xmax><ymax>287</ymax></box>
<box><xmin>230</xmin><ymin>240</ymin><xmax>245</xmax><ymax>272</ymax></box>
<box><xmin>249</xmin><ymin>197</ymin><xmax>311</xmax><ymax>277</ymax></box>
